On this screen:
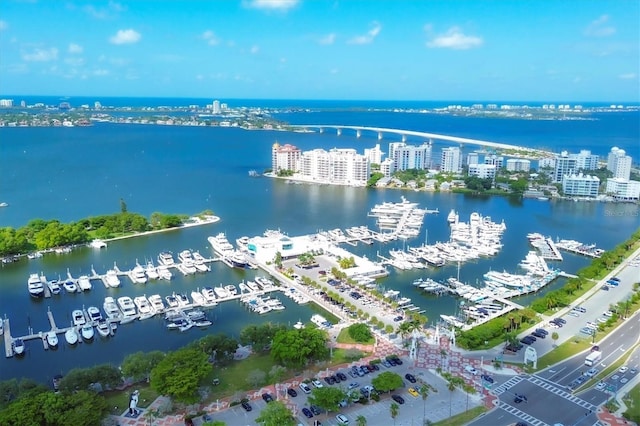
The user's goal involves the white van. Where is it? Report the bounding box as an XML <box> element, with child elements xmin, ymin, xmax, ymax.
<box><xmin>299</xmin><ymin>382</ymin><xmax>311</xmax><ymax>394</ymax></box>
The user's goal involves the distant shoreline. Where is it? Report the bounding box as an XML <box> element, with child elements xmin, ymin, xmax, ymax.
<box><xmin>100</xmin><ymin>215</ymin><xmax>221</xmax><ymax>244</ymax></box>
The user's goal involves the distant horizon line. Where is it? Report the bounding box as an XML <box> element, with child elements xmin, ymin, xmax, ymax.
<box><xmin>1</xmin><ymin>94</ymin><xmax>639</xmax><ymax>106</ymax></box>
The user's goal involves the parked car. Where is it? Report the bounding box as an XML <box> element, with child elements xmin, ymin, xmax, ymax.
<box><xmin>619</xmin><ymin>366</ymin><xmax>629</xmax><ymax>374</ymax></box>
<box><xmin>405</xmin><ymin>373</ymin><xmax>417</xmax><ymax>383</ymax></box>
<box><xmin>302</xmin><ymin>407</ymin><xmax>313</xmax><ymax>418</ymax></box>
<box><xmin>391</xmin><ymin>394</ymin><xmax>405</xmax><ymax>404</ymax></box>
<box><xmin>312</xmin><ymin>379</ymin><xmax>323</xmax><ymax>388</ymax></box>
<box><xmin>241</xmin><ymin>401</ymin><xmax>252</xmax><ymax>411</ymax></box>
<box><xmin>261</xmin><ymin>393</ymin><xmax>274</xmax><ymax>403</ymax></box>
<box><xmin>348</xmin><ymin>382</ymin><xmax>359</xmax><ymax>390</ymax></box>
<box><xmin>299</xmin><ymin>382</ymin><xmax>312</xmax><ymax>394</ymax></box>
<box><xmin>595</xmin><ymin>382</ymin><xmax>607</xmax><ymax>391</ymax></box>
<box><xmin>336</xmin><ymin>414</ymin><xmax>349</xmax><ymax>425</ymax></box>
<box><xmin>408</xmin><ymin>387</ymin><xmax>420</xmax><ymax>397</ymax></box>
<box><xmin>337</xmin><ymin>372</ymin><xmax>348</xmax><ymax>381</ymax></box>
<box><xmin>532</xmin><ymin>330</ymin><xmax>547</xmax><ymax>338</ymax></box>
<box><xmin>310</xmin><ymin>405</ymin><xmax>322</xmax><ymax>416</ymax></box>
<box><xmin>535</xmin><ymin>328</ymin><xmax>548</xmax><ymax>336</ymax></box>
<box><xmin>287</xmin><ymin>388</ymin><xmax>297</xmax><ymax>397</ymax></box>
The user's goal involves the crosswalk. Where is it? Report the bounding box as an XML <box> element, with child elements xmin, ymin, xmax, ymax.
<box><xmin>490</xmin><ymin>374</ymin><xmax>599</xmax><ymax>425</ymax></box>
<box><xmin>497</xmin><ymin>400</ymin><xmax>549</xmax><ymax>426</ymax></box>
<box><xmin>528</xmin><ymin>376</ymin><xmax>598</xmax><ymax>412</ymax></box>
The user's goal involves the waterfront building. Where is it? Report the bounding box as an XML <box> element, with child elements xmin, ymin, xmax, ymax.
<box><xmin>380</xmin><ymin>158</ymin><xmax>395</xmax><ymax>177</ymax></box>
<box><xmin>607</xmin><ymin>147</ymin><xmax>632</xmax><ymax>180</ymax></box>
<box><xmin>506</xmin><ymin>158</ymin><xmax>531</xmax><ymax>172</ymax></box>
<box><xmin>440</xmin><ymin>147</ymin><xmax>462</xmax><ymax>173</ymax></box>
<box><xmin>468</xmin><ymin>164</ymin><xmax>497</xmax><ymax>180</ymax></box>
<box><xmin>484</xmin><ymin>154</ymin><xmax>504</xmax><ymax>169</ymax></box>
<box><xmin>387</xmin><ymin>141</ymin><xmax>432</xmax><ymax>171</ymax></box>
<box><xmin>467</xmin><ymin>152</ymin><xmax>480</xmax><ymax>166</ymax></box>
<box><xmin>606</xmin><ymin>178</ymin><xmax>640</xmax><ymax>201</ymax></box>
<box><xmin>212</xmin><ymin>100</ymin><xmax>221</xmax><ymax>114</ymax></box>
<box><xmin>0</xmin><ymin>99</ymin><xmax>13</xmax><ymax>107</ymax></box>
<box><xmin>94</xmin><ymin>101</ymin><xmax>102</xmax><ymax>110</ymax></box>
<box><xmin>364</xmin><ymin>144</ymin><xmax>384</xmax><ymax>165</ymax></box>
<box><xmin>538</xmin><ymin>157</ymin><xmax>555</xmax><ymax>170</ymax></box>
<box><xmin>553</xmin><ymin>150</ymin><xmax>599</xmax><ymax>183</ymax></box>
<box><xmin>271</xmin><ymin>142</ymin><xmax>301</xmax><ymax>173</ymax></box>
<box><xmin>298</xmin><ymin>148</ymin><xmax>369</xmax><ymax>186</ymax></box>
<box><xmin>562</xmin><ymin>173</ymin><xmax>600</xmax><ymax>197</ymax></box>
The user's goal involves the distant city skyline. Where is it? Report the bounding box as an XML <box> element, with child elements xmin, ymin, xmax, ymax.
<box><xmin>1</xmin><ymin>0</ymin><xmax>639</xmax><ymax>101</ymax></box>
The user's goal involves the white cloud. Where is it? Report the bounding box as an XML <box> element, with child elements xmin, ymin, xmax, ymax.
<box><xmin>22</xmin><ymin>47</ymin><xmax>59</xmax><ymax>62</ymax></box>
<box><xmin>64</xmin><ymin>57</ymin><xmax>85</xmax><ymax>66</ymax></box>
<box><xmin>318</xmin><ymin>33</ymin><xmax>336</xmax><ymax>45</ymax></box>
<box><xmin>585</xmin><ymin>15</ymin><xmax>616</xmax><ymax>37</ymax></box>
<box><xmin>426</xmin><ymin>27</ymin><xmax>483</xmax><ymax>50</ymax></box>
<box><xmin>201</xmin><ymin>30</ymin><xmax>220</xmax><ymax>46</ymax></box>
<box><xmin>348</xmin><ymin>21</ymin><xmax>381</xmax><ymax>45</ymax></box>
<box><xmin>84</xmin><ymin>1</ymin><xmax>126</xmax><ymax>19</ymax></box>
<box><xmin>244</xmin><ymin>0</ymin><xmax>298</xmax><ymax>11</ymax></box>
<box><xmin>250</xmin><ymin>45</ymin><xmax>260</xmax><ymax>54</ymax></box>
<box><xmin>0</xmin><ymin>20</ymin><xmax>7</xmax><ymax>31</ymax></box>
<box><xmin>619</xmin><ymin>73</ymin><xmax>637</xmax><ymax>80</ymax></box>
<box><xmin>109</xmin><ymin>29</ymin><xmax>141</xmax><ymax>45</ymax></box>
<box><xmin>68</xmin><ymin>43</ymin><xmax>83</xmax><ymax>54</ymax></box>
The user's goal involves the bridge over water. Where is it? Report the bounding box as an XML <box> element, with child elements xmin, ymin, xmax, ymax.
<box><xmin>290</xmin><ymin>124</ymin><xmax>550</xmax><ymax>155</ymax></box>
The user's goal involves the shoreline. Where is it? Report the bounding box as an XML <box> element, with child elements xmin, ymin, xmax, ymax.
<box><xmin>100</xmin><ymin>215</ymin><xmax>220</xmax><ymax>244</ymax></box>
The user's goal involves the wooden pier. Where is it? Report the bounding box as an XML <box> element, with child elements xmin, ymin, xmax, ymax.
<box><xmin>3</xmin><ymin>319</ymin><xmax>13</xmax><ymax>358</ymax></box>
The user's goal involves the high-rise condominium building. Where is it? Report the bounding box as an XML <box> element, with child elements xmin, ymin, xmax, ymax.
<box><xmin>607</xmin><ymin>147</ymin><xmax>632</xmax><ymax>180</ymax></box>
<box><xmin>440</xmin><ymin>147</ymin><xmax>462</xmax><ymax>173</ymax></box>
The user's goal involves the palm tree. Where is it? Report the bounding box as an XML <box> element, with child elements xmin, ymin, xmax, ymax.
<box><xmin>419</xmin><ymin>383</ymin><xmax>430</xmax><ymax>423</ymax></box>
<box><xmin>440</xmin><ymin>348</ymin><xmax>448</xmax><ymax>370</ymax></box>
<box><xmin>448</xmin><ymin>380</ymin><xmax>456</xmax><ymax>417</ymax></box>
<box><xmin>551</xmin><ymin>331</ymin><xmax>559</xmax><ymax>347</ymax></box>
<box><xmin>356</xmin><ymin>415</ymin><xmax>367</xmax><ymax>426</ymax></box>
<box><xmin>390</xmin><ymin>402</ymin><xmax>399</xmax><ymax>425</ymax></box>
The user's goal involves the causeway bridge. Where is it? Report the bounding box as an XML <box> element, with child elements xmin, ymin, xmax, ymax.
<box><xmin>290</xmin><ymin>124</ymin><xmax>550</xmax><ymax>155</ymax></box>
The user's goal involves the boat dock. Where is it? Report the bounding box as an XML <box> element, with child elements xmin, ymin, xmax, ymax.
<box><xmin>3</xmin><ymin>319</ymin><xmax>13</xmax><ymax>358</ymax></box>
<box><xmin>555</xmin><ymin>239</ymin><xmax>604</xmax><ymax>258</ymax></box>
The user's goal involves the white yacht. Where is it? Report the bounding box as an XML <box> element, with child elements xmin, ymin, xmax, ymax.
<box><xmin>77</xmin><ymin>275</ymin><xmax>92</xmax><ymax>291</ymax></box>
<box><xmin>12</xmin><ymin>338</ymin><xmax>25</xmax><ymax>356</ymax></box>
<box><xmin>65</xmin><ymin>328</ymin><xmax>78</xmax><ymax>345</ymax></box>
<box><xmin>27</xmin><ymin>273</ymin><xmax>45</xmax><ymax>298</ymax></box>
<box><xmin>80</xmin><ymin>324</ymin><xmax>94</xmax><ymax>340</ymax></box>
<box><xmin>46</xmin><ymin>331</ymin><xmax>58</xmax><ymax>348</ymax></box>
<box><xmin>178</xmin><ymin>249</ymin><xmax>194</xmax><ymax>263</ymax></box>
<box><xmin>145</xmin><ymin>261</ymin><xmax>159</xmax><ymax>280</ymax></box>
<box><xmin>213</xmin><ymin>286</ymin><xmax>230</xmax><ymax>299</ymax></box>
<box><xmin>148</xmin><ymin>294</ymin><xmax>165</xmax><ymax>313</ymax></box>
<box><xmin>129</xmin><ymin>263</ymin><xmax>148</xmax><ymax>284</ymax></box>
<box><xmin>191</xmin><ymin>290</ymin><xmax>206</xmax><ymax>306</ymax></box>
<box><xmin>176</xmin><ymin>293</ymin><xmax>190</xmax><ymax>307</ymax></box>
<box><xmin>208</xmin><ymin>233</ymin><xmax>234</xmax><ymax>254</ymax></box>
<box><xmin>72</xmin><ymin>309</ymin><xmax>86</xmax><ymax>326</ymax></box>
<box><xmin>157</xmin><ymin>251</ymin><xmax>175</xmax><ymax>266</ymax></box>
<box><xmin>104</xmin><ymin>269</ymin><xmax>121</xmax><ymax>288</ymax></box>
<box><xmin>201</xmin><ymin>287</ymin><xmax>217</xmax><ymax>304</ymax></box>
<box><xmin>103</xmin><ymin>297</ymin><xmax>122</xmax><ymax>320</ymax></box>
<box><xmin>96</xmin><ymin>319</ymin><xmax>110</xmax><ymax>337</ymax></box>
<box><xmin>89</xmin><ymin>239</ymin><xmax>107</xmax><ymax>249</ymax></box>
<box><xmin>192</xmin><ymin>252</ymin><xmax>210</xmax><ymax>272</ymax></box>
<box><xmin>157</xmin><ymin>264</ymin><xmax>173</xmax><ymax>280</ymax></box>
<box><xmin>86</xmin><ymin>306</ymin><xmax>103</xmax><ymax>323</ymax></box>
<box><xmin>224</xmin><ymin>284</ymin><xmax>238</xmax><ymax>296</ymax></box>
<box><xmin>133</xmin><ymin>296</ymin><xmax>155</xmax><ymax>319</ymax></box>
<box><xmin>165</xmin><ymin>294</ymin><xmax>179</xmax><ymax>308</ymax></box>
<box><xmin>47</xmin><ymin>279</ymin><xmax>62</xmax><ymax>295</ymax></box>
<box><xmin>117</xmin><ymin>296</ymin><xmax>137</xmax><ymax>318</ymax></box>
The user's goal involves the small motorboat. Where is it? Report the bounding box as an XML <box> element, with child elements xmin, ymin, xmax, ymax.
<box><xmin>13</xmin><ymin>338</ymin><xmax>25</xmax><ymax>356</ymax></box>
<box><xmin>46</xmin><ymin>331</ymin><xmax>59</xmax><ymax>349</ymax></box>
<box><xmin>80</xmin><ymin>324</ymin><xmax>94</xmax><ymax>341</ymax></box>
<box><xmin>65</xmin><ymin>328</ymin><xmax>78</xmax><ymax>345</ymax></box>
<box><xmin>96</xmin><ymin>320</ymin><xmax>110</xmax><ymax>338</ymax></box>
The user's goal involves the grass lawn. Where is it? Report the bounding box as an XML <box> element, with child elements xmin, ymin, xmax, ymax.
<box><xmin>623</xmin><ymin>383</ymin><xmax>640</xmax><ymax>423</ymax></box>
<box><xmin>533</xmin><ymin>337</ymin><xmax>591</xmax><ymax>372</ymax></box>
<box><xmin>330</xmin><ymin>348</ymin><xmax>371</xmax><ymax>365</ymax></box>
<box><xmin>205</xmin><ymin>353</ymin><xmax>279</xmax><ymax>401</ymax></box>
<box><xmin>337</xmin><ymin>327</ymin><xmax>375</xmax><ymax>345</ymax></box>
<box><xmin>103</xmin><ymin>384</ymin><xmax>159</xmax><ymax>415</ymax></box>
<box><xmin>432</xmin><ymin>406</ymin><xmax>487</xmax><ymax>426</ymax></box>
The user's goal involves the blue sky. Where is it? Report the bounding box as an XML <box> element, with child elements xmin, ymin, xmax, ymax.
<box><xmin>0</xmin><ymin>0</ymin><xmax>638</xmax><ymax>101</ymax></box>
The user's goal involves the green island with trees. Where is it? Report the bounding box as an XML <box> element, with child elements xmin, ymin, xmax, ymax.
<box><xmin>0</xmin><ymin>199</ymin><xmax>215</xmax><ymax>258</ymax></box>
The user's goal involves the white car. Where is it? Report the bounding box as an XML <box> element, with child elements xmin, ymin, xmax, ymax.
<box><xmin>585</xmin><ymin>368</ymin><xmax>598</xmax><ymax>377</ymax></box>
<box><xmin>336</xmin><ymin>414</ymin><xmax>349</xmax><ymax>425</ymax></box>
<box><xmin>619</xmin><ymin>366</ymin><xmax>628</xmax><ymax>374</ymax></box>
<box><xmin>595</xmin><ymin>382</ymin><xmax>606</xmax><ymax>391</ymax></box>
<box><xmin>312</xmin><ymin>380</ymin><xmax>323</xmax><ymax>388</ymax></box>
<box><xmin>464</xmin><ymin>365</ymin><xmax>478</xmax><ymax>375</ymax></box>
<box><xmin>603</xmin><ymin>311</ymin><xmax>613</xmax><ymax>317</ymax></box>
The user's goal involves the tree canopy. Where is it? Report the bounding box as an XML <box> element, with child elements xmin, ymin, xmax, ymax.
<box><xmin>58</xmin><ymin>364</ymin><xmax>122</xmax><ymax>394</ymax></box>
<box><xmin>255</xmin><ymin>400</ymin><xmax>296</xmax><ymax>426</ymax></box>
<box><xmin>270</xmin><ymin>327</ymin><xmax>329</xmax><ymax>368</ymax></box>
<box><xmin>121</xmin><ymin>351</ymin><xmax>166</xmax><ymax>382</ymax></box>
<box><xmin>308</xmin><ymin>386</ymin><xmax>346</xmax><ymax>415</ymax></box>
<box><xmin>240</xmin><ymin>323</ymin><xmax>287</xmax><ymax>352</ymax></box>
<box><xmin>0</xmin><ymin>389</ymin><xmax>108</xmax><ymax>426</ymax></box>
<box><xmin>347</xmin><ymin>323</ymin><xmax>373</xmax><ymax>343</ymax></box>
<box><xmin>371</xmin><ymin>372</ymin><xmax>403</xmax><ymax>393</ymax></box>
<box><xmin>195</xmin><ymin>334</ymin><xmax>239</xmax><ymax>364</ymax></box>
<box><xmin>150</xmin><ymin>347</ymin><xmax>212</xmax><ymax>403</ymax></box>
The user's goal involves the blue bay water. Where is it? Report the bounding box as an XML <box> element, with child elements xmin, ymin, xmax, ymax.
<box><xmin>0</xmin><ymin>103</ymin><xmax>638</xmax><ymax>384</ymax></box>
